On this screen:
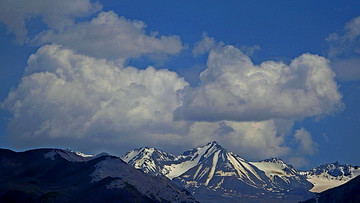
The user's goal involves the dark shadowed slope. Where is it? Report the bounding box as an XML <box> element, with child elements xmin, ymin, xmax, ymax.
<box><xmin>301</xmin><ymin>175</ymin><xmax>360</xmax><ymax>203</ymax></box>
<box><xmin>0</xmin><ymin>148</ymin><xmax>197</xmax><ymax>203</ymax></box>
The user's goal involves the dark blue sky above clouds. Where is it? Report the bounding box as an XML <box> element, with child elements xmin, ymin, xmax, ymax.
<box><xmin>0</xmin><ymin>0</ymin><xmax>360</xmax><ymax>169</ymax></box>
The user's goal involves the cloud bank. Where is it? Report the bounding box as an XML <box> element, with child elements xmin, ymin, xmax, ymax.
<box><xmin>3</xmin><ymin>44</ymin><xmax>187</xmax><ymax>136</ymax></box>
<box><xmin>1</xmin><ymin>43</ymin><xmax>340</xmax><ymax>163</ymax></box>
<box><xmin>0</xmin><ymin>1</ymin><xmax>344</xmax><ymax>164</ymax></box>
<box><xmin>175</xmin><ymin>45</ymin><xmax>343</xmax><ymax>122</ymax></box>
<box><xmin>1</xmin><ymin>44</ymin><xmax>189</xmax><ymax>152</ymax></box>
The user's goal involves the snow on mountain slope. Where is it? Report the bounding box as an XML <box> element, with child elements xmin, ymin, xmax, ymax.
<box><xmin>250</xmin><ymin>158</ymin><xmax>305</xmax><ymax>188</ymax></box>
<box><xmin>121</xmin><ymin>142</ymin><xmax>226</xmax><ymax>179</ymax></box>
<box><xmin>175</xmin><ymin>144</ymin><xmax>313</xmax><ymax>201</ymax></box>
<box><xmin>122</xmin><ymin>141</ymin><xmax>360</xmax><ymax>201</ymax></box>
<box><xmin>44</xmin><ymin>149</ymin><xmax>107</xmax><ymax>162</ymax></box>
<box><xmin>177</xmin><ymin>143</ymin><xmax>267</xmax><ymax>189</ymax></box>
<box><xmin>300</xmin><ymin>162</ymin><xmax>360</xmax><ymax>193</ymax></box>
<box><xmin>122</xmin><ymin>147</ymin><xmax>178</xmax><ymax>176</ymax></box>
<box><xmin>175</xmin><ymin>143</ymin><xmax>269</xmax><ymax>197</ymax></box>
<box><xmin>306</xmin><ymin>177</ymin><xmax>345</xmax><ymax>193</ymax></box>
<box><xmin>250</xmin><ymin>158</ymin><xmax>298</xmax><ymax>178</ymax></box>
<box><xmin>91</xmin><ymin>157</ymin><xmax>197</xmax><ymax>202</ymax></box>
<box><xmin>44</xmin><ymin>148</ymin><xmax>197</xmax><ymax>202</ymax></box>
<box><xmin>164</xmin><ymin>141</ymin><xmax>223</xmax><ymax>179</ymax></box>
<box><xmin>301</xmin><ymin>175</ymin><xmax>360</xmax><ymax>203</ymax></box>
<box><xmin>43</xmin><ymin>148</ymin><xmax>198</xmax><ymax>202</ymax></box>
<box><xmin>122</xmin><ymin>141</ymin><xmax>313</xmax><ymax>201</ymax></box>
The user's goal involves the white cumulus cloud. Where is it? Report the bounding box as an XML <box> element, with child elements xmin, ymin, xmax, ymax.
<box><xmin>33</xmin><ymin>11</ymin><xmax>184</xmax><ymax>60</ymax></box>
<box><xmin>0</xmin><ymin>0</ymin><xmax>101</xmax><ymax>44</ymax></box>
<box><xmin>0</xmin><ymin>1</ymin><xmax>183</xmax><ymax>60</ymax></box>
<box><xmin>1</xmin><ymin>44</ymin><xmax>189</xmax><ymax>152</ymax></box>
<box><xmin>0</xmin><ymin>43</ymin><xmax>340</xmax><ymax>160</ymax></box>
<box><xmin>175</xmin><ymin>45</ymin><xmax>343</xmax><ymax>122</ymax></box>
<box><xmin>186</xmin><ymin>120</ymin><xmax>291</xmax><ymax>160</ymax></box>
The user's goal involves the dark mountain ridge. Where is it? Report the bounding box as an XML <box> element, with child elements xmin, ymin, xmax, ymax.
<box><xmin>0</xmin><ymin>148</ymin><xmax>197</xmax><ymax>203</ymax></box>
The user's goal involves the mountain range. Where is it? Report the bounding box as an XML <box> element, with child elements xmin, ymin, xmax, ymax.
<box><xmin>122</xmin><ymin>141</ymin><xmax>360</xmax><ymax>202</ymax></box>
<box><xmin>0</xmin><ymin>141</ymin><xmax>358</xmax><ymax>203</ymax></box>
<box><xmin>0</xmin><ymin>148</ymin><xmax>197</xmax><ymax>202</ymax></box>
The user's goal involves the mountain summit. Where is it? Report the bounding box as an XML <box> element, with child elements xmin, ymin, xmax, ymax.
<box><xmin>122</xmin><ymin>141</ymin><xmax>360</xmax><ymax>202</ymax></box>
<box><xmin>300</xmin><ymin>162</ymin><xmax>360</xmax><ymax>193</ymax></box>
<box><xmin>122</xmin><ymin>141</ymin><xmax>320</xmax><ymax>202</ymax></box>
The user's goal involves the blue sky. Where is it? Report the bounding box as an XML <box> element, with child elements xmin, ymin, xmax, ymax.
<box><xmin>0</xmin><ymin>0</ymin><xmax>359</xmax><ymax>169</ymax></box>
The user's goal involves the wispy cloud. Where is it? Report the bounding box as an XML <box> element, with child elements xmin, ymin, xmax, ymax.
<box><xmin>327</xmin><ymin>16</ymin><xmax>360</xmax><ymax>81</ymax></box>
<box><xmin>192</xmin><ymin>32</ymin><xmax>223</xmax><ymax>56</ymax></box>
<box><xmin>0</xmin><ymin>0</ymin><xmax>101</xmax><ymax>44</ymax></box>
<box><xmin>294</xmin><ymin>128</ymin><xmax>318</xmax><ymax>156</ymax></box>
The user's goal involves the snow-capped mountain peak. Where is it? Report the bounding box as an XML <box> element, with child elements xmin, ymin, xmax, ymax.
<box><xmin>301</xmin><ymin>162</ymin><xmax>360</xmax><ymax>193</ymax></box>
<box><xmin>121</xmin><ymin>147</ymin><xmax>177</xmax><ymax>176</ymax></box>
<box><xmin>306</xmin><ymin>161</ymin><xmax>359</xmax><ymax>177</ymax></box>
<box><xmin>122</xmin><ymin>141</ymin><xmax>314</xmax><ymax>201</ymax></box>
<box><xmin>262</xmin><ymin>157</ymin><xmax>287</xmax><ymax>165</ymax></box>
<box><xmin>122</xmin><ymin>142</ymin><xmax>360</xmax><ymax>202</ymax></box>
<box><xmin>182</xmin><ymin>141</ymin><xmax>224</xmax><ymax>157</ymax></box>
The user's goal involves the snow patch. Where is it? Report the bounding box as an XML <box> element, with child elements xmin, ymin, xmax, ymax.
<box><xmin>308</xmin><ymin>177</ymin><xmax>347</xmax><ymax>193</ymax></box>
<box><xmin>205</xmin><ymin>150</ymin><xmax>220</xmax><ymax>186</ymax></box>
<box><xmin>165</xmin><ymin>143</ymin><xmax>217</xmax><ymax>179</ymax></box>
<box><xmin>250</xmin><ymin>161</ymin><xmax>294</xmax><ymax>178</ymax></box>
<box><xmin>44</xmin><ymin>149</ymin><xmax>105</xmax><ymax>162</ymax></box>
<box><xmin>193</xmin><ymin>164</ymin><xmax>203</xmax><ymax>179</ymax></box>
<box><xmin>303</xmin><ymin>162</ymin><xmax>360</xmax><ymax>193</ymax></box>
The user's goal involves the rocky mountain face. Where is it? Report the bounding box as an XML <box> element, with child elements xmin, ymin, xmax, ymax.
<box><xmin>0</xmin><ymin>148</ymin><xmax>197</xmax><ymax>203</ymax></box>
<box><xmin>122</xmin><ymin>141</ymin><xmax>360</xmax><ymax>202</ymax></box>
